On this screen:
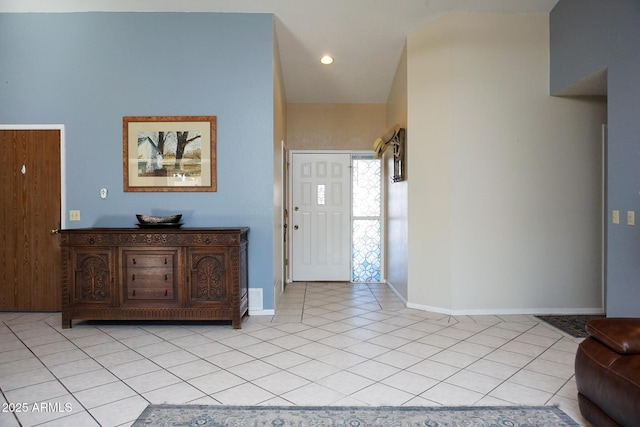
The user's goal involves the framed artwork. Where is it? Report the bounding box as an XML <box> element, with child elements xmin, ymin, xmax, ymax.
<box><xmin>123</xmin><ymin>116</ymin><xmax>216</xmax><ymax>192</ymax></box>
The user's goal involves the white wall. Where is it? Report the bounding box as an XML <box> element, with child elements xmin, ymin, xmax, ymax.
<box><xmin>286</xmin><ymin>104</ymin><xmax>385</xmax><ymax>151</ymax></box>
<box><xmin>407</xmin><ymin>16</ymin><xmax>455</xmax><ymax>310</ymax></box>
<box><xmin>406</xmin><ymin>13</ymin><xmax>606</xmax><ymax>314</ymax></box>
<box><xmin>385</xmin><ymin>43</ymin><xmax>409</xmax><ymax>299</ymax></box>
<box><xmin>272</xmin><ymin>23</ymin><xmax>286</xmax><ymax>314</ymax></box>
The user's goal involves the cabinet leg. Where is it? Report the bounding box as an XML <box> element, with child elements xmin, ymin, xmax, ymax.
<box><xmin>61</xmin><ymin>315</ymin><xmax>72</xmax><ymax>329</ymax></box>
<box><xmin>232</xmin><ymin>312</ymin><xmax>248</xmax><ymax>329</ymax></box>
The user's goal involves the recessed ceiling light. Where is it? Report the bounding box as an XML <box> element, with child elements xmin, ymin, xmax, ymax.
<box><xmin>320</xmin><ymin>55</ymin><xmax>334</xmax><ymax>65</ymax></box>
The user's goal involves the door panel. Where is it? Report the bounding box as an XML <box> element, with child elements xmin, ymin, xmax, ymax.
<box><xmin>291</xmin><ymin>153</ymin><xmax>351</xmax><ymax>281</ymax></box>
<box><xmin>0</xmin><ymin>129</ymin><xmax>62</xmax><ymax>310</ymax></box>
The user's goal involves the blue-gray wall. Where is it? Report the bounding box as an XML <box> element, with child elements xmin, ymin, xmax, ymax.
<box><xmin>551</xmin><ymin>0</ymin><xmax>640</xmax><ymax>316</ymax></box>
<box><xmin>0</xmin><ymin>13</ymin><xmax>276</xmax><ymax>308</ymax></box>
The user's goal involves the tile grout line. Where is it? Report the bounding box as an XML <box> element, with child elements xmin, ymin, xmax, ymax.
<box><xmin>3</xmin><ymin>320</ymin><xmax>101</xmax><ymax>427</ymax></box>
<box><xmin>103</xmin><ymin>322</ymin><xmax>301</xmax><ymax>406</ymax></box>
<box><xmin>41</xmin><ymin>318</ymin><xmax>161</xmax><ymax>425</ymax></box>
<box><xmin>296</xmin><ymin>290</ymin><xmax>576</xmax><ymax>407</ymax></box>
<box><xmin>0</xmin><ymin>320</ymin><xmax>22</xmax><ymax>427</ymax></box>
<box><xmin>1</xmin><ymin>285</ymin><xmax>585</xmax><ymax>423</ymax></box>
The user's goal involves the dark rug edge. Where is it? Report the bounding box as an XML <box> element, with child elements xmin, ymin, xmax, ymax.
<box><xmin>535</xmin><ymin>314</ymin><xmax>605</xmax><ymax>338</ymax></box>
<box><xmin>133</xmin><ymin>404</ymin><xmax>578</xmax><ymax>427</ymax></box>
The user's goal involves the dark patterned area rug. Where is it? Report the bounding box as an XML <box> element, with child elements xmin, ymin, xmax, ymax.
<box><xmin>132</xmin><ymin>405</ymin><xmax>579</xmax><ymax>426</ymax></box>
<box><xmin>536</xmin><ymin>314</ymin><xmax>605</xmax><ymax>338</ymax></box>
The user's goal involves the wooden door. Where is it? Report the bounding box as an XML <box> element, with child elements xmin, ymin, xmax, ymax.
<box><xmin>0</xmin><ymin>129</ymin><xmax>62</xmax><ymax>311</ymax></box>
<box><xmin>290</xmin><ymin>152</ymin><xmax>351</xmax><ymax>281</ymax></box>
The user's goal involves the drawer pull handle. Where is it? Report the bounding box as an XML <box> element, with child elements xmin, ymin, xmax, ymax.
<box><xmin>133</xmin><ymin>258</ymin><xmax>136</xmax><ymax>264</ymax></box>
<box><xmin>165</xmin><ymin>274</ymin><xmax>168</xmax><ymax>280</ymax></box>
<box><xmin>132</xmin><ymin>274</ymin><xmax>135</xmax><ymax>281</ymax></box>
<box><xmin>133</xmin><ymin>290</ymin><xmax>136</xmax><ymax>296</ymax></box>
<box><xmin>165</xmin><ymin>258</ymin><xmax>167</xmax><ymax>264</ymax></box>
<box><xmin>165</xmin><ymin>290</ymin><xmax>168</xmax><ymax>297</ymax></box>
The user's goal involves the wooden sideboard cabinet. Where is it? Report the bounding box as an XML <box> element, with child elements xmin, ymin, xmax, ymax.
<box><xmin>60</xmin><ymin>228</ymin><xmax>249</xmax><ymax>329</ymax></box>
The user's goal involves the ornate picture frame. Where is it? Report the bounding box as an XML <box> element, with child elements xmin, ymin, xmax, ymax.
<box><xmin>123</xmin><ymin>116</ymin><xmax>216</xmax><ymax>192</ymax></box>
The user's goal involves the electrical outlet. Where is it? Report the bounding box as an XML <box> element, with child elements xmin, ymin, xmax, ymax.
<box><xmin>612</xmin><ymin>210</ymin><xmax>620</xmax><ymax>224</ymax></box>
<box><xmin>628</xmin><ymin>210</ymin><xmax>635</xmax><ymax>226</ymax></box>
<box><xmin>69</xmin><ymin>210</ymin><xmax>80</xmax><ymax>221</ymax></box>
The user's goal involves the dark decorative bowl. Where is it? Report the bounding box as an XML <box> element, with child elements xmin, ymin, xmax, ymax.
<box><xmin>136</xmin><ymin>214</ymin><xmax>182</xmax><ymax>225</ymax></box>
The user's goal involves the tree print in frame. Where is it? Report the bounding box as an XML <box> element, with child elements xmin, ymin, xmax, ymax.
<box><xmin>123</xmin><ymin>116</ymin><xmax>216</xmax><ymax>192</ymax></box>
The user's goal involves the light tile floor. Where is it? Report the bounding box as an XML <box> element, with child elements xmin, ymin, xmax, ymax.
<box><xmin>0</xmin><ymin>282</ymin><xmax>590</xmax><ymax>426</ymax></box>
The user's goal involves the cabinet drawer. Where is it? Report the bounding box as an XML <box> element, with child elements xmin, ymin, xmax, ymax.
<box><xmin>125</xmin><ymin>253</ymin><xmax>174</xmax><ymax>268</ymax></box>
<box><xmin>124</xmin><ymin>267</ymin><xmax>176</xmax><ymax>301</ymax></box>
<box><xmin>122</xmin><ymin>249</ymin><xmax>178</xmax><ymax>303</ymax></box>
<box><xmin>127</xmin><ymin>287</ymin><xmax>174</xmax><ymax>300</ymax></box>
<box><xmin>126</xmin><ymin>269</ymin><xmax>174</xmax><ymax>287</ymax></box>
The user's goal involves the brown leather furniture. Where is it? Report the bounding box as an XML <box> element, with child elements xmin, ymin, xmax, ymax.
<box><xmin>575</xmin><ymin>318</ymin><xmax>640</xmax><ymax>427</ymax></box>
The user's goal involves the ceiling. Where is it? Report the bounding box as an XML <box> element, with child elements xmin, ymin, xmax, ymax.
<box><xmin>2</xmin><ymin>0</ymin><xmax>560</xmax><ymax>103</ymax></box>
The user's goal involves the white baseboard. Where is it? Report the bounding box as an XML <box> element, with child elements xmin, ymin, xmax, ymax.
<box><xmin>384</xmin><ymin>281</ymin><xmax>604</xmax><ymax>316</ymax></box>
<box><xmin>384</xmin><ymin>281</ymin><xmax>408</xmax><ymax>305</ymax></box>
<box><xmin>406</xmin><ymin>301</ymin><xmax>604</xmax><ymax>316</ymax></box>
<box><xmin>249</xmin><ymin>309</ymin><xmax>275</xmax><ymax>316</ymax></box>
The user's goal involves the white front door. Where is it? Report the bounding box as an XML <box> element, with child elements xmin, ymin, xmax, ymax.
<box><xmin>290</xmin><ymin>152</ymin><xmax>351</xmax><ymax>281</ymax></box>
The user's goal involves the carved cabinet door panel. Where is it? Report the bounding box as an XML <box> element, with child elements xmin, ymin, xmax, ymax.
<box><xmin>71</xmin><ymin>249</ymin><xmax>114</xmax><ymax>305</ymax></box>
<box><xmin>187</xmin><ymin>248</ymin><xmax>230</xmax><ymax>305</ymax></box>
